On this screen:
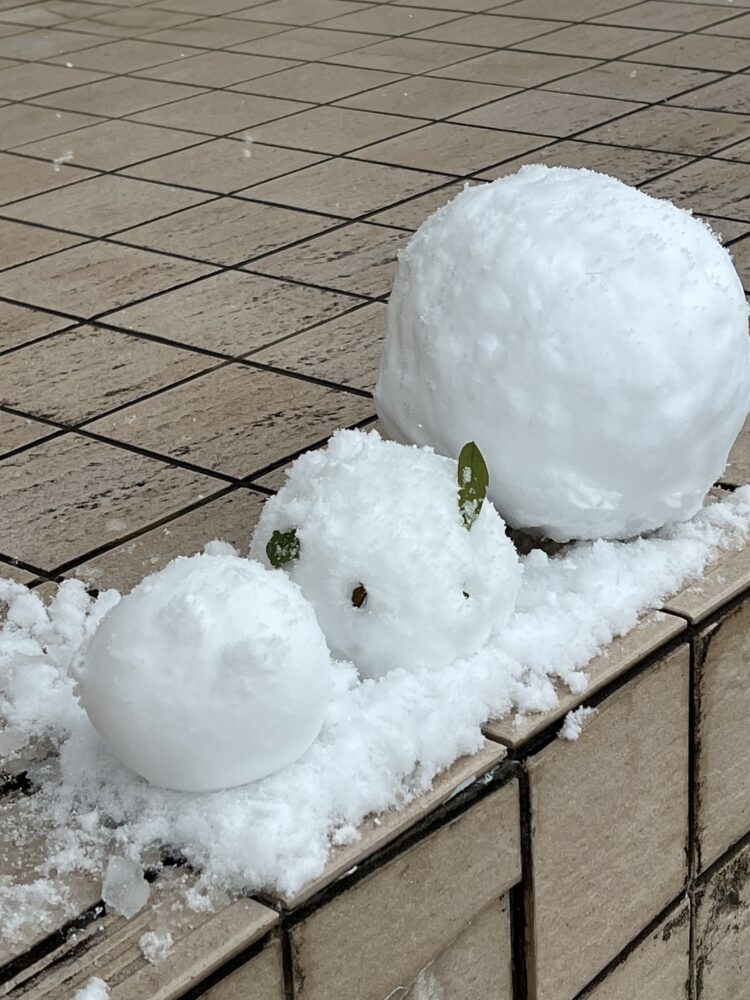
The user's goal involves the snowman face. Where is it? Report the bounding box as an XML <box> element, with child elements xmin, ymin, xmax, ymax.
<box><xmin>251</xmin><ymin>431</ymin><xmax>521</xmax><ymax>680</ymax></box>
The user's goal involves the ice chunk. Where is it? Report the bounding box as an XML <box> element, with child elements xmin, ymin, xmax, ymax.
<box><xmin>102</xmin><ymin>857</ymin><xmax>149</xmax><ymax>918</ymax></box>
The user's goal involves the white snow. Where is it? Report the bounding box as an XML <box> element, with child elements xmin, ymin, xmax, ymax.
<box><xmin>52</xmin><ymin>151</ymin><xmax>73</xmax><ymax>172</ymax></box>
<box><xmin>73</xmin><ymin>978</ymin><xmax>109</xmax><ymax>1000</ymax></box>
<box><xmin>80</xmin><ymin>555</ymin><xmax>332</xmax><ymax>792</ymax></box>
<box><xmin>102</xmin><ymin>856</ymin><xmax>150</xmax><ymax>918</ymax></box>
<box><xmin>376</xmin><ymin>165</ymin><xmax>750</xmax><ymax>542</ymax></box>
<box><xmin>139</xmin><ymin>930</ymin><xmax>174</xmax><ymax>964</ymax></box>
<box><xmin>558</xmin><ymin>705</ymin><xmax>597</xmax><ymax>741</ymax></box>
<box><xmin>250</xmin><ymin>430</ymin><xmax>521</xmax><ymax>679</ymax></box>
<box><xmin>2</xmin><ymin>462</ymin><xmax>750</xmax><ymax>940</ymax></box>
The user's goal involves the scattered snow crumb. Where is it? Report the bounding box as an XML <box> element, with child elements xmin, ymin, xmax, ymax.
<box><xmin>242</xmin><ymin>134</ymin><xmax>253</xmax><ymax>159</ymax></box>
<box><xmin>65</xmin><ymin>61</ymin><xmax>73</xmax><ymax>67</ymax></box>
<box><xmin>102</xmin><ymin>857</ymin><xmax>150</xmax><ymax>918</ymax></box>
<box><xmin>52</xmin><ymin>151</ymin><xmax>73</xmax><ymax>172</ymax></box>
<box><xmin>629</xmin><ymin>69</ymin><xmax>637</xmax><ymax>77</ymax></box>
<box><xmin>558</xmin><ymin>705</ymin><xmax>598</xmax><ymax>741</ymax></box>
<box><xmin>74</xmin><ymin>978</ymin><xmax>109</xmax><ymax>1000</ymax></box>
<box><xmin>139</xmin><ymin>931</ymin><xmax>174</xmax><ymax>964</ymax></box>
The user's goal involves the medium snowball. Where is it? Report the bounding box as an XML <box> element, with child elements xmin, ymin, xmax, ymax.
<box><xmin>79</xmin><ymin>555</ymin><xmax>331</xmax><ymax>792</ymax></box>
<box><xmin>250</xmin><ymin>430</ymin><xmax>521</xmax><ymax>679</ymax></box>
<box><xmin>376</xmin><ymin>165</ymin><xmax>750</xmax><ymax>541</ymax></box>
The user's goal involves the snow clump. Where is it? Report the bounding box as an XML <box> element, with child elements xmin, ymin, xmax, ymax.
<box><xmin>558</xmin><ymin>705</ymin><xmax>598</xmax><ymax>741</ymax></box>
<box><xmin>376</xmin><ymin>165</ymin><xmax>750</xmax><ymax>542</ymax></box>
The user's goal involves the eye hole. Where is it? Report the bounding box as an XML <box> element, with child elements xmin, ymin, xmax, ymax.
<box><xmin>352</xmin><ymin>583</ymin><xmax>368</xmax><ymax>609</ymax></box>
<box><xmin>463</xmin><ymin>591</ymin><xmax>470</xmax><ymax>600</ymax></box>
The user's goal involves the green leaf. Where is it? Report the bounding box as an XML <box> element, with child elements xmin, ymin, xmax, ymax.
<box><xmin>266</xmin><ymin>528</ymin><xmax>300</xmax><ymax>568</ymax></box>
<box><xmin>457</xmin><ymin>441</ymin><xmax>489</xmax><ymax>531</ymax></box>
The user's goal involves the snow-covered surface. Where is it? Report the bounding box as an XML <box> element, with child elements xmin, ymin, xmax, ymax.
<box><xmin>2</xmin><ymin>476</ymin><xmax>750</xmax><ymax>940</ymax></box>
<box><xmin>139</xmin><ymin>930</ymin><xmax>174</xmax><ymax>964</ymax></box>
<box><xmin>251</xmin><ymin>430</ymin><xmax>521</xmax><ymax>679</ymax></box>
<box><xmin>80</xmin><ymin>555</ymin><xmax>332</xmax><ymax>792</ymax></box>
<box><xmin>558</xmin><ymin>705</ymin><xmax>598</xmax><ymax>741</ymax></box>
<box><xmin>102</xmin><ymin>856</ymin><xmax>150</xmax><ymax>919</ymax></box>
<box><xmin>376</xmin><ymin>166</ymin><xmax>750</xmax><ymax>542</ymax></box>
<box><xmin>73</xmin><ymin>978</ymin><xmax>109</xmax><ymax>1000</ymax></box>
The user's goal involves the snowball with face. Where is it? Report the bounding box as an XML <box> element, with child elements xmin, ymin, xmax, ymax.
<box><xmin>375</xmin><ymin>165</ymin><xmax>750</xmax><ymax>542</ymax></box>
<box><xmin>250</xmin><ymin>430</ymin><xmax>521</xmax><ymax>679</ymax></box>
<box><xmin>79</xmin><ymin>555</ymin><xmax>332</xmax><ymax>792</ymax></box>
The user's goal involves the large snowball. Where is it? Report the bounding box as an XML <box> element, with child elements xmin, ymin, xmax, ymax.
<box><xmin>80</xmin><ymin>555</ymin><xmax>331</xmax><ymax>792</ymax></box>
<box><xmin>375</xmin><ymin>165</ymin><xmax>750</xmax><ymax>542</ymax></box>
<box><xmin>250</xmin><ymin>430</ymin><xmax>521</xmax><ymax>679</ymax></box>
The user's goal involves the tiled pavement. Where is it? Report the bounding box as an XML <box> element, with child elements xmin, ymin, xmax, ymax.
<box><xmin>0</xmin><ymin>0</ymin><xmax>749</xmax><ymax>593</ymax></box>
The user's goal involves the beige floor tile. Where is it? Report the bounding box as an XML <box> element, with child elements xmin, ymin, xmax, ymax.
<box><xmin>401</xmin><ymin>0</ymin><xmax>506</xmax><ymax>7</ymax></box>
<box><xmin>119</xmin><ymin>198</ymin><xmax>337</xmax><ymax>265</ymax></box>
<box><xmin>497</xmin><ymin>0</ymin><xmax>642</xmax><ymax>16</ymax></box>
<box><xmin>693</xmin><ymin>600</ymin><xmax>750</xmax><ymax>870</ymax></box>
<box><xmin>642</xmin><ymin>158</ymin><xmax>750</xmax><ymax>218</ymax></box>
<box><xmin>70</xmin><ymin>488</ymin><xmax>267</xmax><ymax>591</ymax></box>
<box><xmin>485</xmin><ymin>612</ymin><xmax>685</xmax><ymax>749</ymax></box>
<box><xmin>232</xmin><ymin>26</ymin><xmax>387</xmax><ymax>60</ymax></box>
<box><xmin>131</xmin><ymin>89</ymin><xmax>310</xmax><ymax>135</ymax></box>
<box><xmin>0</xmin><ymin>242</ymin><xmax>214</xmax><ymax>317</ymax></box>
<box><xmin>581</xmin><ymin>105</ymin><xmax>750</xmax><ymax>155</ymax></box>
<box><xmin>526</xmin><ymin>645</ymin><xmax>690</xmax><ymax>1000</ymax></box>
<box><xmin>238</xmin><ymin>0</ymin><xmax>367</xmax><ymax>24</ymax></box>
<box><xmin>0</xmin><ymin>62</ymin><xmax>107</xmax><ymax>100</ymax></box>
<box><xmin>512</xmin><ymin>22</ymin><xmax>675</xmax><ymax>58</ymax></box>
<box><xmin>543</xmin><ymin>61</ymin><xmax>721</xmax><ymax>102</ymax></box>
<box><xmin>247</xmin><ymin>104</ymin><xmax>424</xmax><ymax>154</ymax></box>
<box><xmin>671</xmin><ymin>73</ymin><xmax>750</xmax><ymax>114</ymax></box>
<box><xmin>87</xmin><ymin>364</ymin><xmax>374</xmax><ymax>478</ymax></box>
<box><xmin>235</xmin><ymin>61</ymin><xmax>401</xmax><ymax>102</ymax></box>
<box><xmin>417</xmin><ymin>12</ymin><xmax>565</xmax><ymax>46</ymax></box>
<box><xmin>269</xmin><ymin>742</ymin><xmax>506</xmax><ymax>908</ymax></box>
<box><xmin>244</xmin><ymin>156</ymin><xmax>447</xmax><ymax>217</ymax></box>
<box><xmin>625</xmin><ymin>32</ymin><xmax>750</xmax><ymax>71</ymax></box>
<box><xmin>251</xmin><ymin>221</ymin><xmax>409</xmax><ymax>296</ymax></box>
<box><xmin>320</xmin><ymin>4</ymin><xmax>464</xmax><ymax>34</ymax></box>
<box><xmin>328</xmin><ymin>36</ymin><xmax>493</xmax><ymax>74</ymax></box>
<box><xmin>0</xmin><ymin>2</ymin><xmax>67</xmax><ymax>26</ymax></box>
<box><xmin>0</xmin><ymin>410</ymin><xmax>56</xmax><ymax>456</ymax></box>
<box><xmin>0</xmin><ymin>24</ymin><xmax>28</xmax><ymax>38</ymax></box>
<box><xmin>253</xmin><ymin>301</ymin><xmax>386</xmax><ymax>391</ymax></box>
<box><xmin>0</xmin><ymin>561</ymin><xmax>36</xmax><ymax>586</ymax></box>
<box><xmin>137</xmin><ymin>51</ymin><xmax>300</xmax><ymax>87</ymax></box>
<box><xmin>479</xmin><ymin>140</ymin><xmax>690</xmax><ymax>186</ymax></box>
<box><xmin>352</xmin><ymin>121</ymin><xmax>549</xmax><ymax>173</ymax></box>
<box><xmin>583</xmin><ymin>900</ymin><xmax>690</xmax><ymax>1000</ymax></box>
<box><xmin>429</xmin><ymin>48</ymin><xmax>598</xmax><ymax>87</ymax></box>
<box><xmin>0</xmin><ymin>434</ymin><xmax>220</xmax><ymax>570</ymax></box>
<box><xmin>0</xmin><ymin>104</ymin><xmax>101</xmax><ymax>150</ymax></box>
<box><xmin>595</xmin><ymin>0</ymin><xmax>741</xmax><ymax>30</ymax></box>
<box><xmin>664</xmin><ymin>542</ymin><xmax>750</xmax><ymax>624</ymax></box>
<box><xmin>153</xmin><ymin>0</ymin><xmax>266</xmax><ymax>12</ymax></box>
<box><xmin>64</xmin><ymin>8</ymin><xmax>194</xmax><ymax>37</ymax></box>
<box><xmin>339</xmin><ymin>75</ymin><xmax>516</xmax><ymax>119</ymax></box>
<box><xmin>195</xmin><ymin>939</ymin><xmax>285</xmax><ymax>1000</ymax></box>
<box><xmin>0</xmin><ymin>27</ymin><xmax>103</xmax><ymax>60</ymax></box>
<box><xmin>52</xmin><ymin>38</ymin><xmax>205</xmax><ymax>73</ymax></box>
<box><xmin>457</xmin><ymin>89</ymin><xmax>641</xmax><ymax>136</ymax></box>
<box><xmin>0</xmin><ymin>325</ymin><xmax>214</xmax><ymax>424</ymax></box>
<box><xmin>32</xmin><ymin>75</ymin><xmax>206</xmax><ymax>117</ymax></box>
<box><xmin>124</xmin><ymin>137</ymin><xmax>326</xmax><ymax>193</ymax></box>
<box><xmin>17</xmin><ymin>118</ymin><xmax>207</xmax><ymax>171</ymax></box>
<box><xmin>704</xmin><ymin>9</ymin><xmax>750</xmax><ymax>35</ymax></box>
<box><xmin>0</xmin><ymin>301</ymin><xmax>69</xmax><ymax>352</ymax></box>
<box><xmin>105</xmin><ymin>269</ymin><xmax>359</xmax><ymax>356</ymax></box>
<box><xmin>144</xmin><ymin>17</ymin><xmax>290</xmax><ymax>49</ymax></box>
<box><xmin>4</xmin><ymin>173</ymin><xmax>212</xmax><ymax>237</ymax></box>
<box><xmin>693</xmin><ymin>842</ymin><xmax>750</xmax><ymax>1000</ymax></box>
<box><xmin>729</xmin><ymin>234</ymin><xmax>750</xmax><ymax>289</ymax></box>
<box><xmin>0</xmin><ymin>218</ymin><xmax>84</xmax><ymax>270</ymax></box>
<box><xmin>288</xmin><ymin>781</ymin><xmax>520</xmax><ymax>1000</ymax></box>
<box><xmin>370</xmin><ymin>179</ymin><xmax>474</xmax><ymax>228</ymax></box>
<box><xmin>718</xmin><ymin>136</ymin><xmax>750</xmax><ymax>163</ymax></box>
<box><xmin>707</xmin><ymin>217</ymin><xmax>750</xmax><ymax>242</ymax></box>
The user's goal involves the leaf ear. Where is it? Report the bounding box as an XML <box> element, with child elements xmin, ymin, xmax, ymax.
<box><xmin>266</xmin><ymin>528</ymin><xmax>300</xmax><ymax>568</ymax></box>
<box><xmin>457</xmin><ymin>441</ymin><xmax>489</xmax><ymax>531</ymax></box>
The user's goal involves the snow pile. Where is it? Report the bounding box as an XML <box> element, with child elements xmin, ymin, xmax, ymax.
<box><xmin>80</xmin><ymin>555</ymin><xmax>332</xmax><ymax>792</ymax></box>
<box><xmin>251</xmin><ymin>430</ymin><xmax>521</xmax><ymax>679</ymax></box>
<box><xmin>376</xmin><ymin>165</ymin><xmax>750</xmax><ymax>541</ymax></box>
<box><xmin>558</xmin><ymin>705</ymin><xmax>597</xmax><ymax>741</ymax></box>
<box><xmin>139</xmin><ymin>931</ymin><xmax>174</xmax><ymax>964</ymax></box>
<box><xmin>102</xmin><ymin>856</ymin><xmax>150</xmax><ymax>918</ymax></box>
<box><xmin>74</xmin><ymin>978</ymin><xmax>109</xmax><ymax>1000</ymax></box>
<box><xmin>2</xmin><ymin>472</ymin><xmax>750</xmax><ymax>939</ymax></box>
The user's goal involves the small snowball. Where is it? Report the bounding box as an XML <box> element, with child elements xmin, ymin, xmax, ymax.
<box><xmin>139</xmin><ymin>930</ymin><xmax>174</xmax><ymax>964</ymax></box>
<box><xmin>102</xmin><ymin>856</ymin><xmax>150</xmax><ymax>919</ymax></box>
<box><xmin>251</xmin><ymin>430</ymin><xmax>521</xmax><ymax>679</ymax></box>
<box><xmin>74</xmin><ymin>978</ymin><xmax>109</xmax><ymax>1000</ymax></box>
<box><xmin>376</xmin><ymin>165</ymin><xmax>750</xmax><ymax>541</ymax></box>
<box><xmin>558</xmin><ymin>705</ymin><xmax>598</xmax><ymax>742</ymax></box>
<box><xmin>79</xmin><ymin>555</ymin><xmax>332</xmax><ymax>791</ymax></box>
